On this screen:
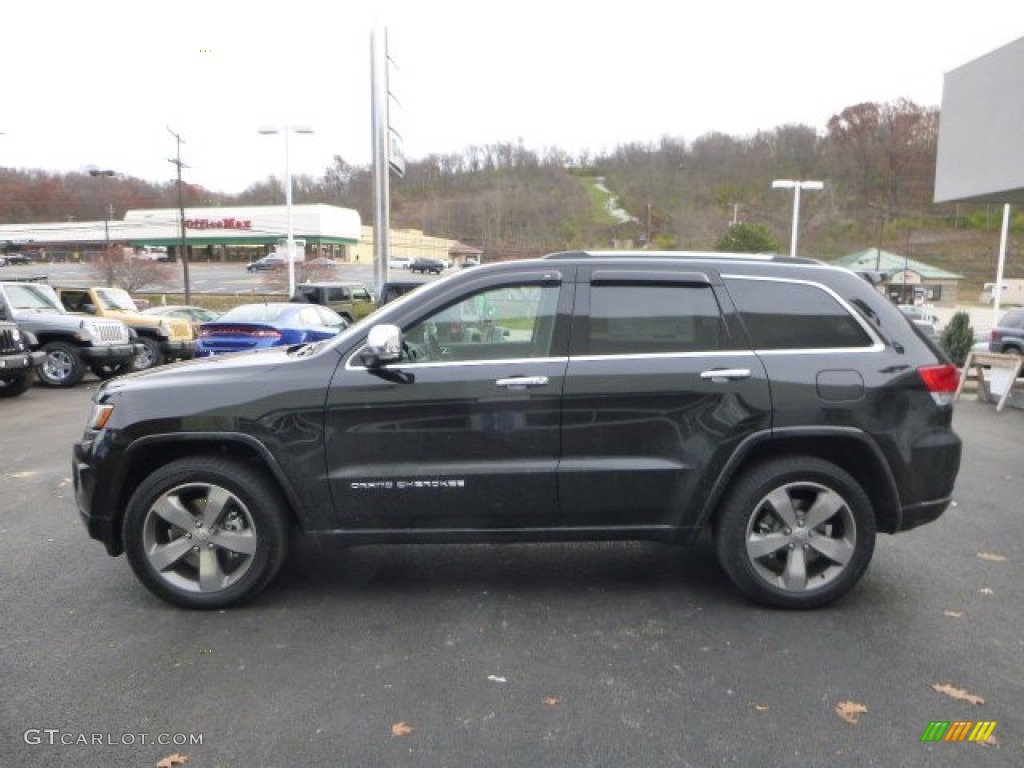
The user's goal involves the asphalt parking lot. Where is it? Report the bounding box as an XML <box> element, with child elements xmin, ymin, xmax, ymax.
<box><xmin>1</xmin><ymin>382</ymin><xmax>1021</xmax><ymax>767</ymax></box>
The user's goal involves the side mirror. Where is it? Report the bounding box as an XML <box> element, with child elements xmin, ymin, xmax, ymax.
<box><xmin>81</xmin><ymin>303</ymin><xmax>97</xmax><ymax>314</ymax></box>
<box><xmin>361</xmin><ymin>324</ymin><xmax>402</xmax><ymax>367</ymax></box>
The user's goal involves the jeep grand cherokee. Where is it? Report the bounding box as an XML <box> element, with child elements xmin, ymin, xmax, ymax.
<box><xmin>72</xmin><ymin>251</ymin><xmax>962</xmax><ymax>609</ymax></box>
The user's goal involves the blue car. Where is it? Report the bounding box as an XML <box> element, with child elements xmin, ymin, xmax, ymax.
<box><xmin>196</xmin><ymin>303</ymin><xmax>348</xmax><ymax>357</ymax></box>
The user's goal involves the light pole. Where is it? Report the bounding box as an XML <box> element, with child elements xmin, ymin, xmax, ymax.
<box><xmin>772</xmin><ymin>179</ymin><xmax>823</xmax><ymax>258</ymax></box>
<box><xmin>89</xmin><ymin>168</ymin><xmax>116</xmax><ymax>285</ymax></box>
<box><xmin>258</xmin><ymin>126</ymin><xmax>313</xmax><ymax>298</ymax></box>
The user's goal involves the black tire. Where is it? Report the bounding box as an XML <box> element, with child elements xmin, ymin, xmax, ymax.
<box><xmin>714</xmin><ymin>456</ymin><xmax>876</xmax><ymax>609</ymax></box>
<box><xmin>123</xmin><ymin>457</ymin><xmax>290</xmax><ymax>609</ymax></box>
<box><xmin>36</xmin><ymin>341</ymin><xmax>87</xmax><ymax>388</ymax></box>
<box><xmin>90</xmin><ymin>361</ymin><xmax>131</xmax><ymax>380</ymax></box>
<box><xmin>0</xmin><ymin>371</ymin><xmax>32</xmax><ymax>397</ymax></box>
<box><xmin>131</xmin><ymin>337</ymin><xmax>164</xmax><ymax>371</ymax></box>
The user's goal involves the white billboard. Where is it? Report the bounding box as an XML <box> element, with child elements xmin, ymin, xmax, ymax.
<box><xmin>934</xmin><ymin>36</ymin><xmax>1024</xmax><ymax>204</ymax></box>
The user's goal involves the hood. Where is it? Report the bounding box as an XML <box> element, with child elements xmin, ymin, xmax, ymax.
<box><xmin>101</xmin><ymin>343</ymin><xmax>339</xmax><ymax>395</ymax></box>
<box><xmin>104</xmin><ymin>310</ymin><xmax>194</xmax><ymax>338</ymax></box>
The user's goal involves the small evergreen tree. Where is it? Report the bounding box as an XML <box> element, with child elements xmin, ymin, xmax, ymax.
<box><xmin>714</xmin><ymin>223</ymin><xmax>780</xmax><ymax>254</ymax></box>
<box><xmin>940</xmin><ymin>311</ymin><xmax>973</xmax><ymax>366</ymax></box>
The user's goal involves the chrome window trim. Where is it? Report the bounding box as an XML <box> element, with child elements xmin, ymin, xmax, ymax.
<box><xmin>569</xmin><ymin>350</ymin><xmax>759</xmax><ymax>363</ymax></box>
<box><xmin>752</xmin><ymin>345</ymin><xmax>884</xmax><ymax>356</ymax></box>
<box><xmin>722</xmin><ymin>273</ymin><xmax>884</xmax><ymax>352</ymax></box>
<box><xmin>345</xmin><ymin>350</ymin><xmax>569</xmax><ymax>371</ymax></box>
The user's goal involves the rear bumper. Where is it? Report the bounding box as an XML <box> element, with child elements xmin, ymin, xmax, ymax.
<box><xmin>896</xmin><ymin>428</ymin><xmax>962</xmax><ymax>532</ymax></box>
<box><xmin>898</xmin><ymin>496</ymin><xmax>953</xmax><ymax>532</ymax></box>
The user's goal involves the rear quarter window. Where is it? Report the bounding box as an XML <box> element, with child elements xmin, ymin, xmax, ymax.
<box><xmin>725</xmin><ymin>277</ymin><xmax>874</xmax><ymax>350</ymax></box>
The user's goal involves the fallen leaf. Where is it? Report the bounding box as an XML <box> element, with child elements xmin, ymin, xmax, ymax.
<box><xmin>944</xmin><ymin>610</ymin><xmax>964</xmax><ymax>618</ymax></box>
<box><xmin>977</xmin><ymin>552</ymin><xmax>1007</xmax><ymax>562</ymax></box>
<box><xmin>155</xmin><ymin>755</ymin><xmax>188</xmax><ymax>768</ymax></box>
<box><xmin>931</xmin><ymin>683</ymin><xmax>985</xmax><ymax>705</ymax></box>
<box><xmin>391</xmin><ymin>721</ymin><xmax>414</xmax><ymax>737</ymax></box>
<box><xmin>976</xmin><ymin>734</ymin><xmax>1000</xmax><ymax>748</ymax></box>
<box><xmin>754</xmin><ymin>704</ymin><xmax>769</xmax><ymax>712</ymax></box>
<box><xmin>835</xmin><ymin>700</ymin><xmax>868</xmax><ymax>724</ymax></box>
<box><xmin>979</xmin><ymin>588</ymin><xmax>995</xmax><ymax>595</ymax></box>
<box><xmin>543</xmin><ymin>696</ymin><xmax>562</xmax><ymax>707</ymax></box>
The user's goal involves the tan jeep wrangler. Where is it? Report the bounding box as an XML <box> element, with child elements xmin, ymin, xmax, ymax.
<box><xmin>56</xmin><ymin>286</ymin><xmax>196</xmax><ymax>375</ymax></box>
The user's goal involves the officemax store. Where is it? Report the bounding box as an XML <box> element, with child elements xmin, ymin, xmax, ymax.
<box><xmin>22</xmin><ymin>204</ymin><xmax>361</xmax><ymax>263</ymax></box>
<box><xmin>0</xmin><ymin>203</ymin><xmax>467</xmax><ymax>265</ymax></box>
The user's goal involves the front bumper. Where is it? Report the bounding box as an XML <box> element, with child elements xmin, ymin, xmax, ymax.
<box><xmin>80</xmin><ymin>343</ymin><xmax>141</xmax><ymax>363</ymax></box>
<box><xmin>159</xmin><ymin>339</ymin><xmax>198</xmax><ymax>358</ymax></box>
<box><xmin>0</xmin><ymin>349</ymin><xmax>44</xmax><ymax>372</ymax></box>
<box><xmin>73</xmin><ymin>433</ymin><xmax>122</xmax><ymax>556</ymax></box>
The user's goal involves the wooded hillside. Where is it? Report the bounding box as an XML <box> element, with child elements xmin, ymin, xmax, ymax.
<box><xmin>2</xmin><ymin>99</ymin><xmax>1020</xmax><ymax>292</ymax></box>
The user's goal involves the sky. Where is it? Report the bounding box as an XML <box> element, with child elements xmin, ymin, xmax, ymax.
<box><xmin>3</xmin><ymin>1</ymin><xmax>1022</xmax><ymax>195</ymax></box>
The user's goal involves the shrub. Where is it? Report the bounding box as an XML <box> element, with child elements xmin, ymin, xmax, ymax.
<box><xmin>940</xmin><ymin>311</ymin><xmax>974</xmax><ymax>366</ymax></box>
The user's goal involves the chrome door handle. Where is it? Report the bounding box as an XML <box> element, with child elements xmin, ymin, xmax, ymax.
<box><xmin>495</xmin><ymin>376</ymin><xmax>549</xmax><ymax>389</ymax></box>
<box><xmin>700</xmin><ymin>368</ymin><xmax>751</xmax><ymax>381</ymax></box>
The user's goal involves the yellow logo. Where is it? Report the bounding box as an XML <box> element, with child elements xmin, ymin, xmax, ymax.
<box><xmin>920</xmin><ymin>721</ymin><xmax>996</xmax><ymax>742</ymax></box>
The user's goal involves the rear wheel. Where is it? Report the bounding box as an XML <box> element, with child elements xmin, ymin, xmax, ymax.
<box><xmin>714</xmin><ymin>457</ymin><xmax>876</xmax><ymax>609</ymax></box>
<box><xmin>0</xmin><ymin>371</ymin><xmax>32</xmax><ymax>397</ymax></box>
<box><xmin>123</xmin><ymin>458</ymin><xmax>289</xmax><ymax>609</ymax></box>
<box><xmin>37</xmin><ymin>341</ymin><xmax>86</xmax><ymax>388</ymax></box>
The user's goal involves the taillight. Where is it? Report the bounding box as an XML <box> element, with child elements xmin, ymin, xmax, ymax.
<box><xmin>918</xmin><ymin>363</ymin><xmax>959</xmax><ymax>405</ymax></box>
<box><xmin>989</xmin><ymin>329</ymin><xmax>1000</xmax><ymax>342</ymax></box>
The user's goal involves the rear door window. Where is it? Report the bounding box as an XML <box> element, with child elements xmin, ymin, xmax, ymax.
<box><xmin>585</xmin><ymin>283</ymin><xmax>725</xmax><ymax>355</ymax></box>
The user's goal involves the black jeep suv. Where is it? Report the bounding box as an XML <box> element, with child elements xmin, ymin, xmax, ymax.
<box><xmin>72</xmin><ymin>251</ymin><xmax>962</xmax><ymax>609</ymax></box>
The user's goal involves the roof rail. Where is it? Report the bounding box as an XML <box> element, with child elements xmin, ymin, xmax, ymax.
<box><xmin>541</xmin><ymin>250</ymin><xmax>821</xmax><ymax>265</ymax></box>
<box><xmin>1</xmin><ymin>274</ymin><xmax>49</xmax><ymax>283</ymax></box>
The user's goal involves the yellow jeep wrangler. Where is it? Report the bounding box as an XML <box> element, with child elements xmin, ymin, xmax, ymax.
<box><xmin>56</xmin><ymin>286</ymin><xmax>196</xmax><ymax>375</ymax></box>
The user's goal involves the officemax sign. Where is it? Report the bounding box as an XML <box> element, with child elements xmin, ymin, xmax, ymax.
<box><xmin>184</xmin><ymin>218</ymin><xmax>252</xmax><ymax>230</ymax></box>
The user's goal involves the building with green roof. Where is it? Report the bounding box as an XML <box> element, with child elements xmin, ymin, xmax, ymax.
<box><xmin>833</xmin><ymin>248</ymin><xmax>964</xmax><ymax>306</ymax></box>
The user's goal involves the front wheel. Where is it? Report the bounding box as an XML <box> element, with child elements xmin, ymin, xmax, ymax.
<box><xmin>714</xmin><ymin>457</ymin><xmax>876</xmax><ymax>609</ymax></box>
<box><xmin>37</xmin><ymin>341</ymin><xmax>86</xmax><ymax>388</ymax></box>
<box><xmin>123</xmin><ymin>458</ymin><xmax>290</xmax><ymax>609</ymax></box>
<box><xmin>0</xmin><ymin>371</ymin><xmax>32</xmax><ymax>397</ymax></box>
<box><xmin>131</xmin><ymin>337</ymin><xmax>164</xmax><ymax>371</ymax></box>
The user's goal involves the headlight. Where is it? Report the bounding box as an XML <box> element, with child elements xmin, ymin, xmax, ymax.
<box><xmin>11</xmin><ymin>327</ymin><xmax>21</xmax><ymax>343</ymax></box>
<box><xmin>86</xmin><ymin>403</ymin><xmax>115</xmax><ymax>431</ymax></box>
<box><xmin>76</xmin><ymin>320</ymin><xmax>95</xmax><ymax>341</ymax></box>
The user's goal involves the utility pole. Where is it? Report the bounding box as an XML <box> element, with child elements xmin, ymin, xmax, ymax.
<box><xmin>88</xmin><ymin>168</ymin><xmax>116</xmax><ymax>286</ymax></box>
<box><xmin>167</xmin><ymin>127</ymin><xmax>192</xmax><ymax>304</ymax></box>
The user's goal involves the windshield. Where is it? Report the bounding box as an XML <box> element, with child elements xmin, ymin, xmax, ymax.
<box><xmin>5</xmin><ymin>283</ymin><xmax>64</xmax><ymax>311</ymax></box>
<box><xmin>95</xmin><ymin>288</ymin><xmax>138</xmax><ymax>312</ymax></box>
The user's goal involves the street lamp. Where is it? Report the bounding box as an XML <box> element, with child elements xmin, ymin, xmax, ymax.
<box><xmin>772</xmin><ymin>179</ymin><xmax>823</xmax><ymax>258</ymax></box>
<box><xmin>258</xmin><ymin>126</ymin><xmax>314</xmax><ymax>298</ymax></box>
<box><xmin>89</xmin><ymin>168</ymin><xmax>117</xmax><ymax>285</ymax></box>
